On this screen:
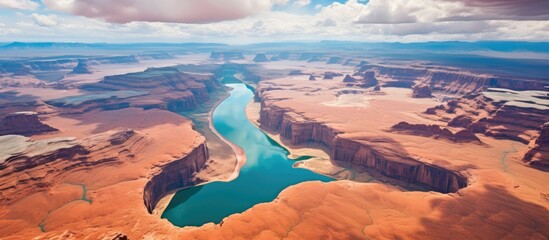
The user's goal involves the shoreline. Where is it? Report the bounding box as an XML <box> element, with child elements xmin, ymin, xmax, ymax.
<box><xmin>244</xmin><ymin>99</ymin><xmax>359</xmax><ymax>180</ymax></box>
<box><xmin>153</xmin><ymin>85</ymin><xmax>247</xmax><ymax>216</ymax></box>
<box><xmin>206</xmin><ymin>86</ymin><xmax>247</xmax><ymax>182</ymax></box>
<box><xmin>245</xmin><ymin>100</ymin><xmax>331</xmax><ymax>159</ymax></box>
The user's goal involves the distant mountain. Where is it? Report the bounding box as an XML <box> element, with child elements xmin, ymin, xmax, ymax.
<box><xmin>316</xmin><ymin>40</ymin><xmax>549</xmax><ymax>53</ymax></box>
<box><xmin>247</xmin><ymin>40</ymin><xmax>549</xmax><ymax>53</ymax></box>
<box><xmin>0</xmin><ymin>42</ymin><xmax>105</xmax><ymax>49</ymax></box>
<box><xmin>0</xmin><ymin>42</ymin><xmax>228</xmax><ymax>50</ymax></box>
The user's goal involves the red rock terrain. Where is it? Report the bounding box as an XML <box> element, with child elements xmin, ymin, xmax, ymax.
<box><xmin>392</xmin><ymin>121</ymin><xmax>481</xmax><ymax>143</ymax></box>
<box><xmin>0</xmin><ymin>111</ymin><xmax>57</xmax><ymax>136</ymax></box>
<box><xmin>81</xmin><ymin>67</ymin><xmax>219</xmax><ymax>112</ymax></box>
<box><xmin>524</xmin><ymin>122</ymin><xmax>549</xmax><ymax>169</ymax></box>
<box><xmin>0</xmin><ymin>106</ymin><xmax>228</xmax><ymax>239</ymax></box>
<box><xmin>411</xmin><ymin>85</ymin><xmax>432</xmax><ymax>98</ymax></box>
<box><xmin>0</xmin><ymin>57</ymin><xmax>547</xmax><ymax>239</ymax></box>
<box><xmin>247</xmin><ymin>68</ymin><xmax>549</xmax><ymax>239</ymax></box>
<box><xmin>356</xmin><ymin>63</ymin><xmax>547</xmax><ymax>94</ymax></box>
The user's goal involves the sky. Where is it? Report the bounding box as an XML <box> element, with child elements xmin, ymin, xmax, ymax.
<box><xmin>0</xmin><ymin>0</ymin><xmax>548</xmax><ymax>43</ymax></box>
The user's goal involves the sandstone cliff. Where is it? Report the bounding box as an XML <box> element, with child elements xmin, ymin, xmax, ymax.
<box><xmin>523</xmin><ymin>122</ymin><xmax>549</xmax><ymax>169</ymax></box>
<box><xmin>412</xmin><ymin>85</ymin><xmax>432</xmax><ymax>98</ymax></box>
<box><xmin>143</xmin><ymin>142</ymin><xmax>208</xmax><ymax>213</ymax></box>
<box><xmin>358</xmin><ymin>64</ymin><xmax>547</xmax><ymax>94</ymax></box>
<box><xmin>70</xmin><ymin>60</ymin><xmax>92</xmax><ymax>74</ymax></box>
<box><xmin>80</xmin><ymin>67</ymin><xmax>218</xmax><ymax>112</ymax></box>
<box><xmin>0</xmin><ymin>111</ymin><xmax>57</xmax><ymax>136</ymax></box>
<box><xmin>342</xmin><ymin>74</ymin><xmax>357</xmax><ymax>83</ymax></box>
<box><xmin>0</xmin><ymin>129</ymin><xmax>141</xmax><ymax>204</ymax></box>
<box><xmin>360</xmin><ymin>70</ymin><xmax>378</xmax><ymax>88</ymax></box>
<box><xmin>333</xmin><ymin>137</ymin><xmax>467</xmax><ymax>193</ymax></box>
<box><xmin>425</xmin><ymin>93</ymin><xmax>549</xmax><ymax>144</ymax></box>
<box><xmin>258</xmin><ymin>102</ymin><xmax>467</xmax><ymax>193</ymax></box>
<box><xmin>392</xmin><ymin>121</ymin><xmax>481</xmax><ymax>143</ymax></box>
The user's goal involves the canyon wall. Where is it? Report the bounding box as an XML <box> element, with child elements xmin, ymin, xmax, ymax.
<box><xmin>392</xmin><ymin>121</ymin><xmax>481</xmax><ymax>143</ymax></box>
<box><xmin>80</xmin><ymin>67</ymin><xmax>219</xmax><ymax>112</ymax></box>
<box><xmin>523</xmin><ymin>122</ymin><xmax>549</xmax><ymax>169</ymax></box>
<box><xmin>258</xmin><ymin>101</ymin><xmax>467</xmax><ymax>193</ymax></box>
<box><xmin>333</xmin><ymin>137</ymin><xmax>467</xmax><ymax>193</ymax></box>
<box><xmin>143</xmin><ymin>142</ymin><xmax>209</xmax><ymax>213</ymax></box>
<box><xmin>359</xmin><ymin>64</ymin><xmax>547</xmax><ymax>94</ymax></box>
<box><xmin>0</xmin><ymin>129</ymin><xmax>141</xmax><ymax>205</ymax></box>
<box><xmin>0</xmin><ymin>111</ymin><xmax>58</xmax><ymax>136</ymax></box>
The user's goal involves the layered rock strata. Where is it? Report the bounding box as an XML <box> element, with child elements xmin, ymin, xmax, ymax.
<box><xmin>425</xmin><ymin>93</ymin><xmax>549</xmax><ymax>144</ymax></box>
<box><xmin>392</xmin><ymin>121</ymin><xmax>481</xmax><ymax>143</ymax></box>
<box><xmin>258</xmin><ymin>103</ymin><xmax>467</xmax><ymax>193</ymax></box>
<box><xmin>360</xmin><ymin>70</ymin><xmax>378</xmax><ymax>88</ymax></box>
<box><xmin>524</xmin><ymin>122</ymin><xmax>549</xmax><ymax>169</ymax></box>
<box><xmin>0</xmin><ymin>129</ymin><xmax>142</xmax><ymax>204</ymax></box>
<box><xmin>80</xmin><ymin>67</ymin><xmax>218</xmax><ymax>112</ymax></box>
<box><xmin>342</xmin><ymin>74</ymin><xmax>357</xmax><ymax>83</ymax></box>
<box><xmin>143</xmin><ymin>142</ymin><xmax>208</xmax><ymax>213</ymax></box>
<box><xmin>333</xmin><ymin>137</ymin><xmax>467</xmax><ymax>193</ymax></box>
<box><xmin>0</xmin><ymin>111</ymin><xmax>57</xmax><ymax>136</ymax></box>
<box><xmin>357</xmin><ymin>64</ymin><xmax>547</xmax><ymax>94</ymax></box>
<box><xmin>412</xmin><ymin>85</ymin><xmax>433</xmax><ymax>98</ymax></box>
<box><xmin>70</xmin><ymin>60</ymin><xmax>92</xmax><ymax>74</ymax></box>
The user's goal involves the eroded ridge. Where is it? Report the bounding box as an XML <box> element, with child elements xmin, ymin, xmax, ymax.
<box><xmin>143</xmin><ymin>141</ymin><xmax>208</xmax><ymax>213</ymax></box>
<box><xmin>257</xmin><ymin>102</ymin><xmax>467</xmax><ymax>193</ymax></box>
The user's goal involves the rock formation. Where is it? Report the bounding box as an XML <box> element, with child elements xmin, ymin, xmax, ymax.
<box><xmin>309</xmin><ymin>75</ymin><xmax>316</xmax><ymax>81</ymax></box>
<box><xmin>252</xmin><ymin>53</ymin><xmax>269</xmax><ymax>62</ymax></box>
<box><xmin>0</xmin><ymin>129</ymin><xmax>142</xmax><ymax>204</ymax></box>
<box><xmin>342</xmin><ymin>74</ymin><xmax>357</xmax><ymax>83</ymax></box>
<box><xmin>360</xmin><ymin>70</ymin><xmax>378</xmax><ymax>88</ymax></box>
<box><xmin>81</xmin><ymin>67</ymin><xmax>218</xmax><ymax>112</ymax></box>
<box><xmin>258</xmin><ymin>103</ymin><xmax>468</xmax><ymax>193</ymax></box>
<box><xmin>70</xmin><ymin>60</ymin><xmax>92</xmax><ymax>74</ymax></box>
<box><xmin>426</xmin><ymin>93</ymin><xmax>549</xmax><ymax>144</ymax></box>
<box><xmin>524</xmin><ymin>122</ymin><xmax>549</xmax><ymax>169</ymax></box>
<box><xmin>448</xmin><ymin>115</ymin><xmax>473</xmax><ymax>128</ymax></box>
<box><xmin>333</xmin><ymin>137</ymin><xmax>467</xmax><ymax>193</ymax></box>
<box><xmin>143</xmin><ymin>142</ymin><xmax>208</xmax><ymax>212</ymax></box>
<box><xmin>412</xmin><ymin>85</ymin><xmax>432</xmax><ymax>98</ymax></box>
<box><xmin>357</xmin><ymin>64</ymin><xmax>547</xmax><ymax>94</ymax></box>
<box><xmin>392</xmin><ymin>121</ymin><xmax>481</xmax><ymax>143</ymax></box>
<box><xmin>323</xmin><ymin>72</ymin><xmax>342</xmax><ymax>79</ymax></box>
<box><xmin>0</xmin><ymin>111</ymin><xmax>57</xmax><ymax>136</ymax></box>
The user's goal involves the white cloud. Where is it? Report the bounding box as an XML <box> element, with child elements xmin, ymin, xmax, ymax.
<box><xmin>295</xmin><ymin>0</ymin><xmax>311</xmax><ymax>7</ymax></box>
<box><xmin>0</xmin><ymin>0</ymin><xmax>39</xmax><ymax>10</ymax></box>
<box><xmin>2</xmin><ymin>0</ymin><xmax>548</xmax><ymax>43</ymax></box>
<box><xmin>31</xmin><ymin>13</ymin><xmax>59</xmax><ymax>27</ymax></box>
<box><xmin>43</xmin><ymin>0</ymin><xmax>273</xmax><ymax>24</ymax></box>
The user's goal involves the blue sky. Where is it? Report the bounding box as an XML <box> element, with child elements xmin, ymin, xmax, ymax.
<box><xmin>0</xmin><ymin>0</ymin><xmax>547</xmax><ymax>43</ymax></box>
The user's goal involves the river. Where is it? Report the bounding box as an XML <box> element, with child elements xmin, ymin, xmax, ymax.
<box><xmin>162</xmin><ymin>83</ymin><xmax>332</xmax><ymax>227</ymax></box>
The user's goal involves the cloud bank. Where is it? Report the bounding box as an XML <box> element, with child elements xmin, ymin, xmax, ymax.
<box><xmin>0</xmin><ymin>0</ymin><xmax>39</xmax><ymax>10</ymax></box>
<box><xmin>1</xmin><ymin>0</ymin><xmax>547</xmax><ymax>43</ymax></box>
<box><xmin>43</xmin><ymin>0</ymin><xmax>272</xmax><ymax>24</ymax></box>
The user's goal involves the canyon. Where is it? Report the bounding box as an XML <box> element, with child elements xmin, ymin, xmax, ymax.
<box><xmin>0</xmin><ymin>42</ymin><xmax>547</xmax><ymax>239</ymax></box>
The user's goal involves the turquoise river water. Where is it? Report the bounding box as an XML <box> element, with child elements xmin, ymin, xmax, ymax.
<box><xmin>162</xmin><ymin>83</ymin><xmax>332</xmax><ymax>227</ymax></box>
